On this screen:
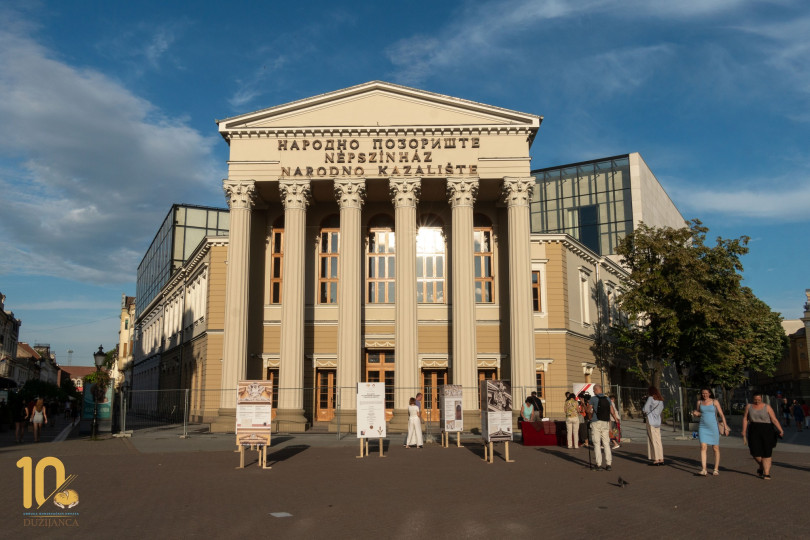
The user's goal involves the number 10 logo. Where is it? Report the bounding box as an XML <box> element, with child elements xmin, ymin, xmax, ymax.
<box><xmin>16</xmin><ymin>457</ymin><xmax>78</xmax><ymax>509</ymax></box>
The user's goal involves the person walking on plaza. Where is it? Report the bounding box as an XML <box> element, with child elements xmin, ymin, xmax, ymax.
<box><xmin>405</xmin><ymin>397</ymin><xmax>423</xmax><ymax>449</ymax></box>
<box><xmin>643</xmin><ymin>386</ymin><xmax>665</xmax><ymax>466</ymax></box>
<box><xmin>780</xmin><ymin>397</ymin><xmax>790</xmax><ymax>427</ymax></box>
<box><xmin>741</xmin><ymin>392</ymin><xmax>783</xmax><ymax>480</ymax></box>
<box><xmin>609</xmin><ymin>395</ymin><xmax>621</xmax><ymax>449</ymax></box>
<box><xmin>587</xmin><ymin>385</ymin><xmax>620</xmax><ymax>471</ymax></box>
<box><xmin>13</xmin><ymin>394</ymin><xmax>28</xmax><ymax>443</ymax></box>
<box><xmin>31</xmin><ymin>398</ymin><xmax>48</xmax><ymax>443</ymax></box>
<box><xmin>791</xmin><ymin>399</ymin><xmax>804</xmax><ymax>432</ymax></box>
<box><xmin>692</xmin><ymin>388</ymin><xmax>728</xmax><ymax>476</ymax></box>
<box><xmin>802</xmin><ymin>400</ymin><xmax>810</xmax><ymax>429</ymax></box>
<box><xmin>564</xmin><ymin>393</ymin><xmax>579</xmax><ymax>449</ymax></box>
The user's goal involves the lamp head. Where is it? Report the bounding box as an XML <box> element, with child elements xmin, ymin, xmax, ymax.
<box><xmin>93</xmin><ymin>345</ymin><xmax>105</xmax><ymax>369</ymax></box>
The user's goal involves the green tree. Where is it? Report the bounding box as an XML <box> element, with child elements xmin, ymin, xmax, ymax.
<box><xmin>612</xmin><ymin>219</ymin><xmax>753</xmax><ymax>388</ymax></box>
<box><xmin>698</xmin><ymin>287</ymin><xmax>786</xmax><ymax>408</ymax></box>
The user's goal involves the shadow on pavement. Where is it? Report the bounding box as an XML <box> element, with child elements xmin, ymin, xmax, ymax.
<box><xmin>267</xmin><ymin>444</ymin><xmax>309</xmax><ymax>465</ymax></box>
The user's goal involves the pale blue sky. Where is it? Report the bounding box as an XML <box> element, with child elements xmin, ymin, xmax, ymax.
<box><xmin>1</xmin><ymin>0</ymin><xmax>807</xmax><ymax>365</ymax></box>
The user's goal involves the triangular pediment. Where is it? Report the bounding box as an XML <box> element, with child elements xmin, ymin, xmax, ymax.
<box><xmin>218</xmin><ymin>81</ymin><xmax>541</xmax><ymax>132</ymax></box>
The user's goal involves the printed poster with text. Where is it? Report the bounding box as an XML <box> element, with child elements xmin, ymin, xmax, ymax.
<box><xmin>356</xmin><ymin>382</ymin><xmax>386</xmax><ymax>438</ymax></box>
<box><xmin>235</xmin><ymin>380</ymin><xmax>273</xmax><ymax>446</ymax></box>
<box><xmin>440</xmin><ymin>385</ymin><xmax>463</xmax><ymax>432</ymax></box>
<box><xmin>480</xmin><ymin>380</ymin><xmax>513</xmax><ymax>442</ymax></box>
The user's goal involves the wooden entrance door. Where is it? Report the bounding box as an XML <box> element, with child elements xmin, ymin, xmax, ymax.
<box><xmin>316</xmin><ymin>369</ymin><xmax>336</xmax><ymax>421</ymax></box>
<box><xmin>421</xmin><ymin>369</ymin><xmax>447</xmax><ymax>421</ymax></box>
<box><xmin>478</xmin><ymin>368</ymin><xmax>497</xmax><ymax>408</ymax></box>
<box><xmin>364</xmin><ymin>350</ymin><xmax>395</xmax><ymax>421</ymax></box>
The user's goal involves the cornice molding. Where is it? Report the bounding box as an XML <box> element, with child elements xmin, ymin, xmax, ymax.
<box><xmin>221</xmin><ymin>125</ymin><xmax>535</xmax><ymax>141</ymax></box>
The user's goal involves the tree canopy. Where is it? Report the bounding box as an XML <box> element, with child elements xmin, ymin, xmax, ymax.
<box><xmin>610</xmin><ymin>219</ymin><xmax>785</xmax><ymax>392</ymax></box>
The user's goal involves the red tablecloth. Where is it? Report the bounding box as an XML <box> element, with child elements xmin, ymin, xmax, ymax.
<box><xmin>520</xmin><ymin>420</ymin><xmax>566</xmax><ymax>446</ymax></box>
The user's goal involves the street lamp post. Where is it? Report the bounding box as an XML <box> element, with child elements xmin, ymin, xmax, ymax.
<box><xmin>91</xmin><ymin>345</ymin><xmax>105</xmax><ymax>439</ymax></box>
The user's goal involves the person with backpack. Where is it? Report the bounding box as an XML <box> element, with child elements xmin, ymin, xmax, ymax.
<box><xmin>587</xmin><ymin>385</ymin><xmax>620</xmax><ymax>471</ymax></box>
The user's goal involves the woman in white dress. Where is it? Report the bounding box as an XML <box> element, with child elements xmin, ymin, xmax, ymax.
<box><xmin>405</xmin><ymin>397</ymin><xmax>423</xmax><ymax>448</ymax></box>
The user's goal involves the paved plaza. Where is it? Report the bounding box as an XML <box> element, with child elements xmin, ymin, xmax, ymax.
<box><xmin>2</xmin><ymin>418</ymin><xmax>809</xmax><ymax>539</ymax></box>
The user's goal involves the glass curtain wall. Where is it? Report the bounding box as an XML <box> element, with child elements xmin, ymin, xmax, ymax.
<box><xmin>530</xmin><ymin>155</ymin><xmax>632</xmax><ymax>256</ymax></box>
<box><xmin>136</xmin><ymin>205</ymin><xmax>229</xmax><ymax>317</ymax></box>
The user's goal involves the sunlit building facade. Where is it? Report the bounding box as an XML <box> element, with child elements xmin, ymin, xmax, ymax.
<box><xmin>133</xmin><ymin>82</ymin><xmax>684</xmax><ymax>432</ymax></box>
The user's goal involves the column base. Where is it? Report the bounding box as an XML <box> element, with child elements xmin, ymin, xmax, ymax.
<box><xmin>327</xmin><ymin>410</ymin><xmax>356</xmax><ymax>434</ymax></box>
<box><xmin>274</xmin><ymin>408</ymin><xmax>309</xmax><ymax>433</ymax></box>
<box><xmin>462</xmin><ymin>410</ymin><xmax>483</xmax><ymax>434</ymax></box>
<box><xmin>209</xmin><ymin>408</ymin><xmax>236</xmax><ymax>433</ymax></box>
<box><xmin>388</xmin><ymin>409</ymin><xmax>409</xmax><ymax>433</ymax></box>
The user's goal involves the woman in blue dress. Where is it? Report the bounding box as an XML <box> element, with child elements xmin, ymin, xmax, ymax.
<box><xmin>691</xmin><ymin>388</ymin><xmax>728</xmax><ymax>476</ymax></box>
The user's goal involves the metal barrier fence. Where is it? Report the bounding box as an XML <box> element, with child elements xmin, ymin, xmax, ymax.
<box><xmin>116</xmin><ymin>384</ymin><xmax>708</xmax><ymax>439</ymax></box>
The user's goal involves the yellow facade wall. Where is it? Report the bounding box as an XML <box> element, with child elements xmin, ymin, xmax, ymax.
<box><xmin>544</xmin><ymin>242</ymin><xmax>568</xmax><ymax>329</ymax></box>
<box><xmin>207</xmin><ymin>246</ymin><xmax>228</xmax><ymax>330</ymax></box>
<box><xmin>418</xmin><ymin>325</ymin><xmax>449</xmax><ymax>354</ymax></box>
<box><xmin>304</xmin><ymin>325</ymin><xmax>338</xmax><ymax>354</ymax></box>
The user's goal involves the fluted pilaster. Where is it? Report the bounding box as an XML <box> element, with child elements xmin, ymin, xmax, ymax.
<box><xmin>447</xmin><ymin>177</ymin><xmax>479</xmax><ymax>410</ymax></box>
<box><xmin>390</xmin><ymin>177</ymin><xmax>421</xmax><ymax>411</ymax></box>
<box><xmin>502</xmin><ymin>177</ymin><xmax>536</xmax><ymax>395</ymax></box>
<box><xmin>278</xmin><ymin>180</ymin><xmax>310</xmax><ymax>416</ymax></box>
<box><xmin>335</xmin><ymin>179</ymin><xmax>366</xmax><ymax>412</ymax></box>
<box><xmin>220</xmin><ymin>180</ymin><xmax>256</xmax><ymax>409</ymax></box>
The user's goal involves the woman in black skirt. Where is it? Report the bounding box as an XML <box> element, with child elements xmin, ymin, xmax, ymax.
<box><xmin>742</xmin><ymin>393</ymin><xmax>784</xmax><ymax>480</ymax></box>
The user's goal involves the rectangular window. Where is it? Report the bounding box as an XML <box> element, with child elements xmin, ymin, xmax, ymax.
<box><xmin>536</xmin><ymin>371</ymin><xmax>544</xmax><ymax>399</ymax></box>
<box><xmin>532</xmin><ymin>271</ymin><xmax>542</xmax><ymax>312</ymax></box>
<box><xmin>367</xmin><ymin>231</ymin><xmax>395</xmax><ymax>303</ymax></box>
<box><xmin>474</xmin><ymin>229</ymin><xmax>494</xmax><ymax>303</ymax></box>
<box><xmin>270</xmin><ymin>230</ymin><xmax>283</xmax><ymax>304</ymax></box>
<box><xmin>580</xmin><ymin>271</ymin><xmax>591</xmax><ymax>325</ymax></box>
<box><xmin>319</xmin><ymin>230</ymin><xmax>339</xmax><ymax>304</ymax></box>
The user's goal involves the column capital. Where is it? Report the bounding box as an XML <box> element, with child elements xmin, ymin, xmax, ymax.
<box><xmin>501</xmin><ymin>176</ymin><xmax>535</xmax><ymax>207</ymax></box>
<box><xmin>279</xmin><ymin>179</ymin><xmax>311</xmax><ymax>210</ymax></box>
<box><xmin>334</xmin><ymin>179</ymin><xmax>366</xmax><ymax>209</ymax></box>
<box><xmin>389</xmin><ymin>177</ymin><xmax>421</xmax><ymax>208</ymax></box>
<box><xmin>223</xmin><ymin>180</ymin><xmax>256</xmax><ymax>210</ymax></box>
<box><xmin>447</xmin><ymin>176</ymin><xmax>479</xmax><ymax>208</ymax></box>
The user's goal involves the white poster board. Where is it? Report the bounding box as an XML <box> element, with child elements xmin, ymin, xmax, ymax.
<box><xmin>440</xmin><ymin>385</ymin><xmax>463</xmax><ymax>432</ymax></box>
<box><xmin>480</xmin><ymin>380</ymin><xmax>513</xmax><ymax>442</ymax></box>
<box><xmin>236</xmin><ymin>380</ymin><xmax>273</xmax><ymax>446</ymax></box>
<box><xmin>356</xmin><ymin>382</ymin><xmax>386</xmax><ymax>438</ymax></box>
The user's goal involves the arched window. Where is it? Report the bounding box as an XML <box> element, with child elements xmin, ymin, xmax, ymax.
<box><xmin>367</xmin><ymin>215</ymin><xmax>395</xmax><ymax>303</ymax></box>
<box><xmin>474</xmin><ymin>214</ymin><xmax>494</xmax><ymax>303</ymax></box>
<box><xmin>319</xmin><ymin>215</ymin><xmax>340</xmax><ymax>304</ymax></box>
<box><xmin>416</xmin><ymin>215</ymin><xmax>445</xmax><ymax>303</ymax></box>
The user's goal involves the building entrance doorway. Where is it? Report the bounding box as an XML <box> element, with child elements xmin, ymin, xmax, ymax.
<box><xmin>421</xmin><ymin>369</ymin><xmax>447</xmax><ymax>421</ymax></box>
<box><xmin>316</xmin><ymin>369</ymin><xmax>335</xmax><ymax>421</ymax></box>
<box><xmin>364</xmin><ymin>350</ymin><xmax>395</xmax><ymax>421</ymax></box>
<box><xmin>478</xmin><ymin>368</ymin><xmax>497</xmax><ymax>408</ymax></box>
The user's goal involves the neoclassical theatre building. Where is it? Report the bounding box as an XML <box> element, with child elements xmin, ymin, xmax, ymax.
<box><xmin>132</xmin><ymin>81</ymin><xmax>684</xmax><ymax>432</ymax></box>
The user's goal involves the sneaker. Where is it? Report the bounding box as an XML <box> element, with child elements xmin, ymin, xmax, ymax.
<box><xmin>612</xmin><ymin>444</ymin><xmax>621</xmax><ymax>449</ymax></box>
<box><xmin>605</xmin><ymin>465</ymin><xmax>613</xmax><ymax>471</ymax></box>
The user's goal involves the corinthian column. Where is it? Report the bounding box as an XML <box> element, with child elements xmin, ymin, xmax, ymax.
<box><xmin>502</xmin><ymin>177</ymin><xmax>537</xmax><ymax>397</ymax></box>
<box><xmin>390</xmin><ymin>177</ymin><xmax>420</xmax><ymax>423</ymax></box>
<box><xmin>277</xmin><ymin>179</ymin><xmax>310</xmax><ymax>430</ymax></box>
<box><xmin>447</xmin><ymin>177</ymin><xmax>479</xmax><ymax>411</ymax></box>
<box><xmin>221</xmin><ymin>180</ymin><xmax>256</xmax><ymax>409</ymax></box>
<box><xmin>334</xmin><ymin>179</ymin><xmax>365</xmax><ymax>420</ymax></box>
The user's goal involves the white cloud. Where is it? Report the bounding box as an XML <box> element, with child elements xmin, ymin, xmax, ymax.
<box><xmin>670</xmin><ymin>179</ymin><xmax>810</xmax><ymax>221</ymax></box>
<box><xmin>228</xmin><ymin>55</ymin><xmax>288</xmax><ymax>109</ymax></box>
<box><xmin>0</xmin><ymin>22</ymin><xmax>222</xmax><ymax>284</ymax></box>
